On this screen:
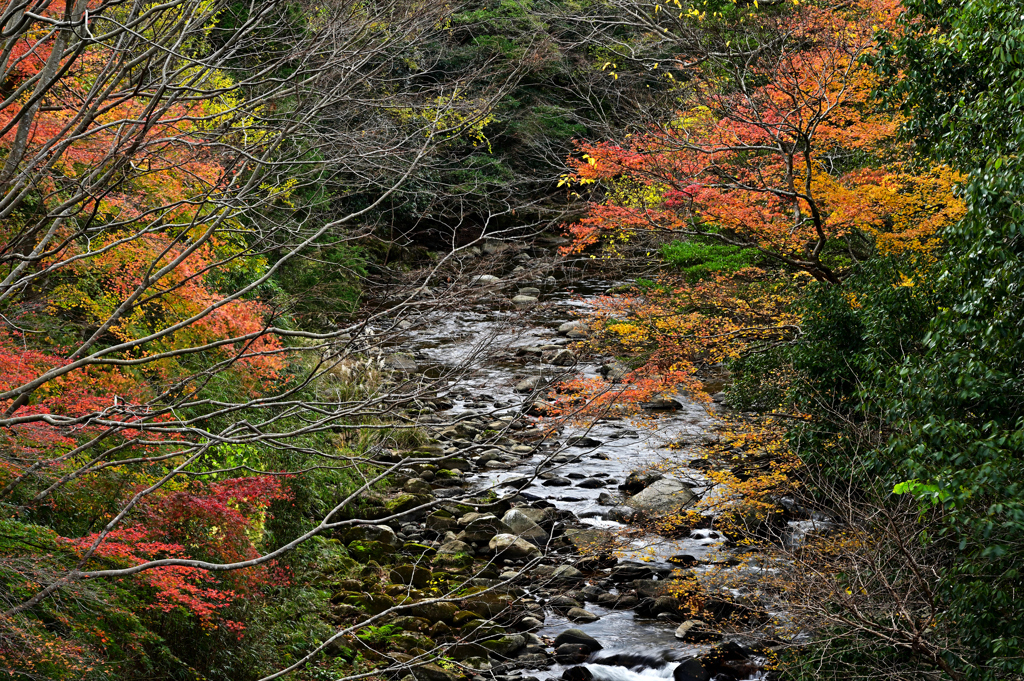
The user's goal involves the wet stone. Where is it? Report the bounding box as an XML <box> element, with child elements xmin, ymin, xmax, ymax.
<box><xmin>553</xmin><ymin>629</ymin><xmax>602</xmax><ymax>652</ymax></box>
<box><xmin>567</xmin><ymin>607</ymin><xmax>599</xmax><ymax>623</ymax></box>
<box><xmin>553</xmin><ymin>644</ymin><xmax>590</xmax><ymax>665</ymax></box>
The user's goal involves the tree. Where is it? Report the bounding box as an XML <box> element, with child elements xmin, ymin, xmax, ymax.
<box><xmin>0</xmin><ymin>0</ymin><xmax>544</xmax><ymax>677</ymax></box>
<box><xmin>554</xmin><ymin>0</ymin><xmax>962</xmax><ymax>403</ymax></box>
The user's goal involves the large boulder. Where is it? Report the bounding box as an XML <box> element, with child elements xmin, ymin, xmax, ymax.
<box><xmin>567</xmin><ymin>607</ymin><xmax>600</xmax><ymax>623</ymax></box>
<box><xmin>627</xmin><ymin>477</ymin><xmax>698</xmax><ymax>515</ymax></box>
<box><xmin>554</xmin><ymin>644</ymin><xmax>591</xmax><ymax>665</ymax></box>
<box><xmin>358</xmin><ymin>524</ymin><xmax>401</xmax><ymax>547</ymax></box>
<box><xmin>480</xmin><ymin>634</ymin><xmax>527</xmax><ymax>658</ymax></box>
<box><xmin>673</xmin><ymin>659</ymin><xmax>710</xmax><ymax>681</ymax></box>
<box><xmin>544</xmin><ymin>348</ymin><xmax>576</xmax><ymax>366</ymax></box>
<box><xmin>674</xmin><ymin>620</ymin><xmax>720</xmax><ymax>642</ymax></box>
<box><xmin>514</xmin><ymin>376</ymin><xmax>543</xmax><ymax>393</ymax></box>
<box><xmin>620</xmin><ymin>470</ymin><xmax>665</xmax><ymax>495</ymax></box>
<box><xmin>488</xmin><ymin>533</ymin><xmax>541</xmax><ymax>559</ymax></box>
<box><xmin>458</xmin><ymin>515</ymin><xmax>512</xmax><ymax>543</ymax></box>
<box><xmin>501</xmin><ymin>509</ymin><xmax>547</xmax><ymax>543</ymax></box>
<box><xmin>553</xmin><ymin>628</ymin><xmax>602</xmax><ymax>652</ymax></box>
<box><xmin>409</xmin><ymin>600</ymin><xmax>460</xmax><ymax>623</ymax></box>
<box><xmin>404</xmin><ymin>477</ymin><xmax>433</xmax><ymax>494</ymax></box>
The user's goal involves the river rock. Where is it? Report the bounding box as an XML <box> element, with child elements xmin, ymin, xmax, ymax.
<box><xmin>557</xmin><ymin>321</ymin><xmax>584</xmax><ymax>335</ymax></box>
<box><xmin>519</xmin><ymin>287</ymin><xmax>541</xmax><ymax>296</ymax></box>
<box><xmin>673</xmin><ymin>658</ymin><xmax>710</xmax><ymax>681</ymax></box>
<box><xmin>553</xmin><ymin>628</ymin><xmax>603</xmax><ymax>652</ymax></box>
<box><xmin>566</xmin><ymin>436</ymin><xmax>602</xmax><ymax>448</ymax></box>
<box><xmin>554</xmin><ymin>644</ymin><xmax>591</xmax><ymax>665</ymax></box>
<box><xmin>620</xmin><ymin>470</ymin><xmax>664</xmax><ymax>495</ymax></box>
<box><xmin>358</xmin><ymin>524</ymin><xmax>400</xmax><ymax>547</ymax></box>
<box><xmin>514</xmin><ymin>376</ymin><xmax>543</xmax><ymax>393</ymax></box>
<box><xmin>577</xmin><ymin>477</ymin><xmax>605</xmax><ymax>488</ymax></box>
<box><xmin>544</xmin><ymin>348</ymin><xmax>576</xmax><ymax>366</ymax></box>
<box><xmin>627</xmin><ymin>477</ymin><xmax>698</xmax><ymax>515</ymax></box>
<box><xmin>674</xmin><ymin>620</ymin><xmax>720</xmax><ymax>642</ymax></box>
<box><xmin>542</xmin><ymin>476</ymin><xmax>572</xmax><ymax>487</ymax></box>
<box><xmin>563</xmin><ymin>667</ymin><xmax>594</xmax><ymax>681</ymax></box>
<box><xmin>518</xmin><ymin>616</ymin><xmax>544</xmax><ymax>631</ymax></box>
<box><xmin>567</xmin><ymin>607</ymin><xmax>600</xmax><ymax>623</ymax></box>
<box><xmin>640</xmin><ymin>396</ymin><xmax>683</xmax><ymax>410</ymax></box>
<box><xmin>597</xmin><ymin>492</ymin><xmax>618</xmax><ymax>506</ymax></box>
<box><xmin>607</xmin><ymin>506</ymin><xmax>639</xmax><ymax>522</ymax></box>
<box><xmin>473</xmin><ymin>274</ymin><xmax>502</xmax><ymax>285</ymax></box>
<box><xmin>551</xmin><ymin>565</ymin><xmax>584</xmax><ymax>581</ymax></box>
<box><xmin>599</xmin><ymin>362</ymin><xmax>629</xmax><ymax>382</ymax></box>
<box><xmin>489</xmin><ymin>533</ymin><xmax>541</xmax><ymax>559</ymax></box>
<box><xmin>387</xmin><ymin>353</ymin><xmax>419</xmax><ymax>372</ymax></box>
<box><xmin>481</xmin><ymin>633</ymin><xmax>527</xmax><ymax>657</ymax></box>
<box><xmin>698</xmin><ymin>642</ymin><xmax>758</xmax><ymax>680</ymax></box>
<box><xmin>512</xmin><ymin>295</ymin><xmax>539</xmax><ymax>305</ymax></box>
<box><xmin>609</xmin><ymin>563</ymin><xmax>657</xmax><ymax>581</ymax></box>
<box><xmin>547</xmin><ymin>595</ymin><xmax>581</xmax><ymax>609</ymax></box>
<box><xmin>458</xmin><ymin>515</ymin><xmax>512</xmax><ymax>543</ymax></box>
<box><xmin>502</xmin><ymin>509</ymin><xmax>547</xmax><ymax>542</ymax></box>
<box><xmin>628</xmin><ymin>581</ymin><xmax>666</xmax><ymax>600</ymax></box>
<box><xmin>656</xmin><ymin>549</ymin><xmax>694</xmax><ymax>566</ymax></box>
<box><xmin>404</xmin><ymin>477</ymin><xmax>432</xmax><ymax>494</ymax></box>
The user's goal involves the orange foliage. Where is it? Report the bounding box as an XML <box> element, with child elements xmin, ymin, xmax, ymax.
<box><xmin>561</xmin><ymin>0</ymin><xmax>963</xmax><ymax>282</ymax></box>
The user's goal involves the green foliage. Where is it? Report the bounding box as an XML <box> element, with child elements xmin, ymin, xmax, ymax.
<box><xmin>871</xmin><ymin>0</ymin><xmax>1024</xmax><ymax>675</ymax></box>
<box><xmin>274</xmin><ymin>243</ymin><xmax>367</xmax><ymax>329</ymax></box>
<box><xmin>659</xmin><ymin>239</ymin><xmax>759</xmax><ymax>282</ymax></box>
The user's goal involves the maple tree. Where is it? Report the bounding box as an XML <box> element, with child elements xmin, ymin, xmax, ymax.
<box><xmin>556</xmin><ymin>0</ymin><xmax>963</xmax><ymax>404</ymax></box>
<box><xmin>561</xmin><ymin>0</ymin><xmax>963</xmax><ymax>278</ymax></box>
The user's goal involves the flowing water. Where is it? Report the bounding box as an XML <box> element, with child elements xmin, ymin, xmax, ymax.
<box><xmin>389</xmin><ymin>270</ymin><xmax>765</xmax><ymax>681</ymax></box>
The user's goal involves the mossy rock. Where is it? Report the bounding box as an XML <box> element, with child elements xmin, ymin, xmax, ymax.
<box><xmin>391</xmin><ymin>565</ymin><xmax>434</xmax><ymax>588</ymax></box>
<box><xmin>429</xmin><ymin>621</ymin><xmax>454</xmax><ymax>638</ymax></box>
<box><xmin>330</xmin><ymin>590</ymin><xmax>362</xmax><ymax>605</ymax></box>
<box><xmin>462</xmin><ymin>592</ymin><xmax>513</xmax><ymax>618</ymax></box>
<box><xmin>480</xmin><ymin>634</ymin><xmax>527</xmax><ymax>658</ymax></box>
<box><xmin>391</xmin><ymin>633</ymin><xmax>436</xmax><ymax>652</ymax></box>
<box><xmin>426</xmin><ymin>513</ymin><xmax>460</xmax><ymax>533</ymax></box>
<box><xmin>336</xmin><ymin>578</ymin><xmax>363</xmax><ymax>591</ymax></box>
<box><xmin>445</xmin><ymin>643</ymin><xmax>487</xmax><ymax>660</ymax></box>
<box><xmin>402</xmin><ymin>542</ymin><xmax>437</xmax><ymax>557</ymax></box>
<box><xmin>452</xmin><ymin>610</ymin><xmax>480</xmax><ymax>627</ymax></box>
<box><xmin>386</xmin><ymin>493</ymin><xmax>432</xmax><ymax>515</ymax></box>
<box><xmin>409</xmin><ymin>600</ymin><xmax>460</xmax><ymax>623</ymax></box>
<box><xmin>348</xmin><ymin>539</ymin><xmax>392</xmax><ymax>563</ymax></box>
<box><xmin>432</xmin><ymin>551</ymin><xmax>473</xmax><ymax>568</ymax></box>
<box><xmin>330</xmin><ymin>603</ymin><xmax>363</xmax><ymax>619</ymax></box>
<box><xmin>459</xmin><ymin>619</ymin><xmax>505</xmax><ymax>638</ymax></box>
<box><xmin>357</xmin><ymin>593</ymin><xmax>397</xmax><ymax>615</ymax></box>
<box><xmin>444</xmin><ymin>457</ymin><xmax>471</xmax><ymax>472</ymax></box>
<box><xmin>391</xmin><ymin>616</ymin><xmax>433</xmax><ymax>632</ymax></box>
<box><xmin>322</xmin><ymin>554</ymin><xmax>360</xmax><ymax>575</ymax></box>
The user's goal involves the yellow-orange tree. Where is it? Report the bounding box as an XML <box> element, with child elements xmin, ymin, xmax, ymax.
<box><xmin>559</xmin><ymin>0</ymin><xmax>963</xmax><ymax>400</ymax></box>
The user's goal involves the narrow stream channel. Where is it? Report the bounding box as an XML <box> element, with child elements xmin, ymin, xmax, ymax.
<box><xmin>383</xmin><ymin>267</ymin><xmax>769</xmax><ymax>681</ymax></box>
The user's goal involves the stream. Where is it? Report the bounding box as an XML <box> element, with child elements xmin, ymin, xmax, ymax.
<box><xmin>380</xmin><ymin>258</ymin><xmax>771</xmax><ymax>681</ymax></box>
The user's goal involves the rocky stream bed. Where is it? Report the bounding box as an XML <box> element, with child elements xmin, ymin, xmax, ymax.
<box><xmin>326</xmin><ymin>247</ymin><xmax>819</xmax><ymax>681</ymax></box>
